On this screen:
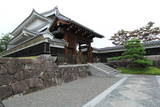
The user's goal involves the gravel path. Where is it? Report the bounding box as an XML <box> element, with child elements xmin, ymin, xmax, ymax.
<box><xmin>3</xmin><ymin>76</ymin><xmax>120</xmax><ymax>107</ymax></box>
<box><xmin>96</xmin><ymin>75</ymin><xmax>160</xmax><ymax>107</ymax></box>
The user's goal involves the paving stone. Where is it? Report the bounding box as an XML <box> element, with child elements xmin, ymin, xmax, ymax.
<box><xmin>119</xmin><ymin>90</ymin><xmax>151</xmax><ymax>100</ymax></box>
<box><xmin>96</xmin><ymin>75</ymin><xmax>160</xmax><ymax>107</ymax></box>
<box><xmin>3</xmin><ymin>76</ymin><xmax>120</xmax><ymax>107</ymax></box>
<box><xmin>110</xmin><ymin>100</ymin><xmax>144</xmax><ymax>107</ymax></box>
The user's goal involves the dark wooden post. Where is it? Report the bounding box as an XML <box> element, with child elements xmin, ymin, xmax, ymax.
<box><xmin>64</xmin><ymin>46</ymin><xmax>68</xmax><ymax>64</ymax></box>
<box><xmin>44</xmin><ymin>43</ymin><xmax>50</xmax><ymax>54</ymax></box>
<box><xmin>88</xmin><ymin>43</ymin><xmax>93</xmax><ymax>63</ymax></box>
<box><xmin>78</xmin><ymin>43</ymin><xmax>82</xmax><ymax>63</ymax></box>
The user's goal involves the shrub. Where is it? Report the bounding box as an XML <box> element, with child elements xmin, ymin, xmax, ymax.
<box><xmin>109</xmin><ymin>39</ymin><xmax>153</xmax><ymax>68</ymax></box>
<box><xmin>133</xmin><ymin>58</ymin><xmax>153</xmax><ymax>68</ymax></box>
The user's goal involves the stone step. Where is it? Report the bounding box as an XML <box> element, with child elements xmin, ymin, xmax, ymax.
<box><xmin>88</xmin><ymin>63</ymin><xmax>120</xmax><ymax>77</ymax></box>
<box><xmin>93</xmin><ymin>64</ymin><xmax>118</xmax><ymax>72</ymax></box>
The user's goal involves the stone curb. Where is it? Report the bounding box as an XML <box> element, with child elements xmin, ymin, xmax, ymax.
<box><xmin>82</xmin><ymin>77</ymin><xmax>128</xmax><ymax>107</ymax></box>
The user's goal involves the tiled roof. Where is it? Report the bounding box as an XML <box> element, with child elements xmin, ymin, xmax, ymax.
<box><xmin>93</xmin><ymin>40</ymin><xmax>160</xmax><ymax>53</ymax></box>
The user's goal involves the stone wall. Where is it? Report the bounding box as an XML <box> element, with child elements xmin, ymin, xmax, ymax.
<box><xmin>0</xmin><ymin>55</ymin><xmax>90</xmax><ymax>100</ymax></box>
<box><xmin>145</xmin><ymin>55</ymin><xmax>160</xmax><ymax>67</ymax></box>
<box><xmin>58</xmin><ymin>64</ymin><xmax>90</xmax><ymax>83</ymax></box>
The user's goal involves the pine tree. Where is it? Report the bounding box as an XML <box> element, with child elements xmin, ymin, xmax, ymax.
<box><xmin>110</xmin><ymin>39</ymin><xmax>153</xmax><ymax>68</ymax></box>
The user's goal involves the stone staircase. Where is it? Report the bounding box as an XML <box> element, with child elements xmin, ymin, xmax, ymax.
<box><xmin>88</xmin><ymin>63</ymin><xmax>120</xmax><ymax>77</ymax></box>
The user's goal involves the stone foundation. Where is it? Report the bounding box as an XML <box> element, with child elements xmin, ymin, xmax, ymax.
<box><xmin>0</xmin><ymin>55</ymin><xmax>90</xmax><ymax>100</ymax></box>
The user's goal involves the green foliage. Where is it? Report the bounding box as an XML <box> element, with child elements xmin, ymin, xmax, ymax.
<box><xmin>110</xmin><ymin>39</ymin><xmax>153</xmax><ymax>68</ymax></box>
<box><xmin>133</xmin><ymin>59</ymin><xmax>153</xmax><ymax>67</ymax></box>
<box><xmin>0</xmin><ymin>34</ymin><xmax>12</xmax><ymax>53</ymax></box>
<box><xmin>117</xmin><ymin>66</ymin><xmax>160</xmax><ymax>75</ymax></box>
<box><xmin>122</xmin><ymin>39</ymin><xmax>146</xmax><ymax>59</ymax></box>
<box><xmin>108</xmin><ymin>56</ymin><xmax>122</xmax><ymax>61</ymax></box>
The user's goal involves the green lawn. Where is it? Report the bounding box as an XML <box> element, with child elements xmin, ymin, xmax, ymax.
<box><xmin>17</xmin><ymin>56</ymin><xmax>38</xmax><ymax>59</ymax></box>
<box><xmin>117</xmin><ymin>66</ymin><xmax>160</xmax><ymax>75</ymax></box>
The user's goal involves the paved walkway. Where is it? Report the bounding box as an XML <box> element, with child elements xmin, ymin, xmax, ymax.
<box><xmin>3</xmin><ymin>76</ymin><xmax>120</xmax><ymax>107</ymax></box>
<box><xmin>3</xmin><ymin>75</ymin><xmax>160</xmax><ymax>107</ymax></box>
<box><xmin>96</xmin><ymin>75</ymin><xmax>160</xmax><ymax>107</ymax></box>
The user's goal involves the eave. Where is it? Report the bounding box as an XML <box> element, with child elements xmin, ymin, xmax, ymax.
<box><xmin>69</xmin><ymin>20</ymin><xmax>104</xmax><ymax>38</ymax></box>
<box><xmin>10</xmin><ymin>9</ymin><xmax>52</xmax><ymax>39</ymax></box>
<box><xmin>93</xmin><ymin>40</ymin><xmax>160</xmax><ymax>54</ymax></box>
<box><xmin>41</xmin><ymin>7</ymin><xmax>104</xmax><ymax>38</ymax></box>
<box><xmin>1</xmin><ymin>35</ymin><xmax>46</xmax><ymax>57</ymax></box>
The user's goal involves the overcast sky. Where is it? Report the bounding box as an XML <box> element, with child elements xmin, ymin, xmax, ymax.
<box><xmin>0</xmin><ymin>0</ymin><xmax>160</xmax><ymax>48</ymax></box>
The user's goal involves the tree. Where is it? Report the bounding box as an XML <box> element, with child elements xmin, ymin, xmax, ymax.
<box><xmin>110</xmin><ymin>22</ymin><xmax>160</xmax><ymax>45</ymax></box>
<box><xmin>0</xmin><ymin>34</ymin><xmax>12</xmax><ymax>53</ymax></box>
<box><xmin>110</xmin><ymin>39</ymin><xmax>153</xmax><ymax>68</ymax></box>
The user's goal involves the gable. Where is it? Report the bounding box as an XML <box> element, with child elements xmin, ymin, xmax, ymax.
<box><xmin>11</xmin><ymin>9</ymin><xmax>51</xmax><ymax>37</ymax></box>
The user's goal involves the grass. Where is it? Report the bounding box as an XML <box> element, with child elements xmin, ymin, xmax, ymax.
<box><xmin>17</xmin><ymin>56</ymin><xmax>38</xmax><ymax>59</ymax></box>
<box><xmin>117</xmin><ymin>66</ymin><xmax>160</xmax><ymax>75</ymax></box>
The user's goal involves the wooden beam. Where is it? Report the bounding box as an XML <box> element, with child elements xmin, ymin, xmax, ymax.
<box><xmin>87</xmin><ymin>43</ymin><xmax>93</xmax><ymax>63</ymax></box>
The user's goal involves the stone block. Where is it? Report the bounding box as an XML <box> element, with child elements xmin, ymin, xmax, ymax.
<box><xmin>0</xmin><ymin>64</ymin><xmax>8</xmax><ymax>75</ymax></box>
<box><xmin>26</xmin><ymin>78</ymin><xmax>44</xmax><ymax>89</ymax></box>
<box><xmin>0</xmin><ymin>85</ymin><xmax>12</xmax><ymax>100</ymax></box>
<box><xmin>14</xmin><ymin>70</ymin><xmax>31</xmax><ymax>81</ymax></box>
<box><xmin>78</xmin><ymin>67</ymin><xmax>88</xmax><ymax>77</ymax></box>
<box><xmin>24</xmin><ymin>64</ymin><xmax>32</xmax><ymax>70</ymax></box>
<box><xmin>45</xmin><ymin>61</ymin><xmax>57</xmax><ymax>68</ymax></box>
<box><xmin>7</xmin><ymin>60</ymin><xmax>18</xmax><ymax>74</ymax></box>
<box><xmin>79</xmin><ymin>71</ymin><xmax>88</xmax><ymax>77</ymax></box>
<box><xmin>71</xmin><ymin>73</ymin><xmax>78</xmax><ymax>80</ymax></box>
<box><xmin>63</xmin><ymin>73</ymin><xmax>71</xmax><ymax>82</ymax></box>
<box><xmin>40</xmin><ymin>71</ymin><xmax>55</xmax><ymax>80</ymax></box>
<box><xmin>0</xmin><ymin>75</ymin><xmax>11</xmax><ymax>86</ymax></box>
<box><xmin>0</xmin><ymin>58</ymin><xmax>8</xmax><ymax>64</ymax></box>
<box><xmin>30</xmin><ymin>70</ymin><xmax>41</xmax><ymax>78</ymax></box>
<box><xmin>43</xmin><ymin>78</ymin><xmax>55</xmax><ymax>87</ymax></box>
<box><xmin>55</xmin><ymin>71</ymin><xmax>61</xmax><ymax>78</ymax></box>
<box><xmin>23</xmin><ymin>70</ymin><xmax>31</xmax><ymax>79</ymax></box>
<box><xmin>11</xmin><ymin>81</ymin><xmax>29</xmax><ymax>94</ymax></box>
<box><xmin>14</xmin><ymin>71</ymin><xmax>24</xmax><ymax>81</ymax></box>
<box><xmin>47</xmin><ymin>67</ymin><xmax>58</xmax><ymax>72</ymax></box>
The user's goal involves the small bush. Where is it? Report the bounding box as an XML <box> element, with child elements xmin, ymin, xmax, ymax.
<box><xmin>133</xmin><ymin>58</ymin><xmax>153</xmax><ymax>68</ymax></box>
